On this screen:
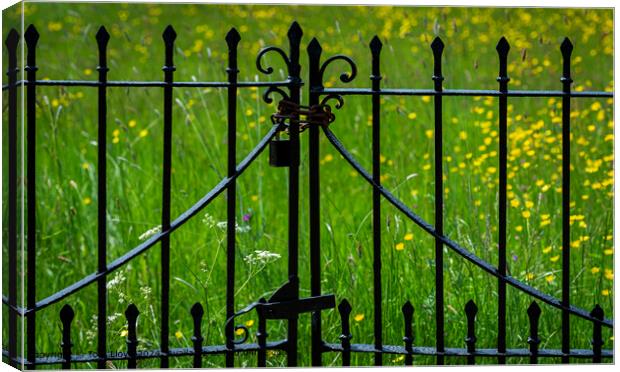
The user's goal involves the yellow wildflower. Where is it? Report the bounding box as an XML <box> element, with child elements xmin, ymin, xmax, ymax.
<box><xmin>395</xmin><ymin>242</ymin><xmax>405</xmax><ymax>251</ymax></box>
<box><xmin>550</xmin><ymin>255</ymin><xmax>560</xmax><ymax>263</ymax></box>
<box><xmin>354</xmin><ymin>314</ymin><xmax>365</xmax><ymax>322</ymax></box>
<box><xmin>591</xmin><ymin>267</ymin><xmax>600</xmax><ymax>274</ymax></box>
<box><xmin>175</xmin><ymin>330</ymin><xmax>183</xmax><ymax>340</ymax></box>
<box><xmin>404</xmin><ymin>233</ymin><xmax>413</xmax><ymax>241</ymax></box>
<box><xmin>545</xmin><ymin>274</ymin><xmax>555</xmax><ymax>283</ymax></box>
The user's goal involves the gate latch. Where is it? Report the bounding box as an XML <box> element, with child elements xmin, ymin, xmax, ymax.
<box><xmin>225</xmin><ymin>278</ymin><xmax>335</xmax><ymax>343</ymax></box>
<box><xmin>269</xmin><ymin>100</ymin><xmax>335</xmax><ymax>167</ymax></box>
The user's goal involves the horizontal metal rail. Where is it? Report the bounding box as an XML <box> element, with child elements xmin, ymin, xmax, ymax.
<box><xmin>2</xmin><ymin>340</ymin><xmax>288</xmax><ymax>366</ymax></box>
<box><xmin>1</xmin><ymin>124</ymin><xmax>279</xmax><ymax>316</ymax></box>
<box><xmin>2</xmin><ymin>79</ymin><xmax>293</xmax><ymax>89</ymax></box>
<box><xmin>322</xmin><ymin>343</ymin><xmax>613</xmax><ymax>359</ymax></box>
<box><xmin>315</xmin><ymin>87</ymin><xmax>613</xmax><ymax>98</ymax></box>
<box><xmin>321</xmin><ymin>125</ymin><xmax>613</xmax><ymax>329</ymax></box>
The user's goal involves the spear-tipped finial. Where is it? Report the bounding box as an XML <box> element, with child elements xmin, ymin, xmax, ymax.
<box><xmin>307</xmin><ymin>37</ymin><xmax>322</xmax><ymax>57</ymax></box>
<box><xmin>590</xmin><ymin>304</ymin><xmax>604</xmax><ymax>319</ymax></box>
<box><xmin>225</xmin><ymin>27</ymin><xmax>241</xmax><ymax>48</ymax></box>
<box><xmin>465</xmin><ymin>299</ymin><xmax>478</xmax><ymax>317</ymax></box>
<box><xmin>402</xmin><ymin>300</ymin><xmax>414</xmax><ymax>317</ymax></box>
<box><xmin>527</xmin><ymin>301</ymin><xmax>542</xmax><ymax>319</ymax></box>
<box><xmin>24</xmin><ymin>24</ymin><xmax>39</xmax><ymax>48</ymax></box>
<box><xmin>95</xmin><ymin>26</ymin><xmax>110</xmax><ymax>46</ymax></box>
<box><xmin>338</xmin><ymin>299</ymin><xmax>352</xmax><ymax>316</ymax></box>
<box><xmin>162</xmin><ymin>25</ymin><xmax>177</xmax><ymax>45</ymax></box>
<box><xmin>369</xmin><ymin>35</ymin><xmax>383</xmax><ymax>55</ymax></box>
<box><xmin>191</xmin><ymin>302</ymin><xmax>204</xmax><ymax>318</ymax></box>
<box><xmin>496</xmin><ymin>36</ymin><xmax>510</xmax><ymax>57</ymax></box>
<box><xmin>287</xmin><ymin>21</ymin><xmax>303</xmax><ymax>42</ymax></box>
<box><xmin>125</xmin><ymin>303</ymin><xmax>140</xmax><ymax>320</ymax></box>
<box><xmin>560</xmin><ymin>37</ymin><xmax>574</xmax><ymax>59</ymax></box>
<box><xmin>431</xmin><ymin>36</ymin><xmax>444</xmax><ymax>56</ymax></box>
<box><xmin>5</xmin><ymin>28</ymin><xmax>19</xmax><ymax>49</ymax></box>
<box><xmin>60</xmin><ymin>304</ymin><xmax>75</xmax><ymax>324</ymax></box>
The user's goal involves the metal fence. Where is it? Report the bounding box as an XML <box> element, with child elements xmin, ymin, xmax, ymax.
<box><xmin>2</xmin><ymin>21</ymin><xmax>614</xmax><ymax>369</ymax></box>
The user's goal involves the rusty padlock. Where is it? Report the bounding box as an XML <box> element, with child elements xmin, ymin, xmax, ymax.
<box><xmin>269</xmin><ymin>131</ymin><xmax>291</xmax><ymax>167</ymax></box>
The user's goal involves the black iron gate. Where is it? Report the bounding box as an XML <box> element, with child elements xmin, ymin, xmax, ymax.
<box><xmin>2</xmin><ymin>21</ymin><xmax>614</xmax><ymax>369</ymax></box>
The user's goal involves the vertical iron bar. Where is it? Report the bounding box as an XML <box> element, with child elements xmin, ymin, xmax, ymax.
<box><xmin>190</xmin><ymin>303</ymin><xmax>204</xmax><ymax>368</ymax></box>
<box><xmin>369</xmin><ymin>35</ymin><xmax>383</xmax><ymax>367</ymax></box>
<box><xmin>24</xmin><ymin>24</ymin><xmax>39</xmax><ymax>370</ymax></box>
<box><xmin>402</xmin><ymin>301</ymin><xmax>414</xmax><ymax>366</ymax></box>
<box><xmin>286</xmin><ymin>21</ymin><xmax>302</xmax><ymax>368</ymax></box>
<box><xmin>225</xmin><ymin>27</ymin><xmax>240</xmax><ymax>368</ymax></box>
<box><xmin>60</xmin><ymin>305</ymin><xmax>75</xmax><ymax>370</ymax></box>
<box><xmin>160</xmin><ymin>25</ymin><xmax>177</xmax><ymax>369</ymax></box>
<box><xmin>527</xmin><ymin>301</ymin><xmax>541</xmax><ymax>364</ymax></box>
<box><xmin>338</xmin><ymin>299</ymin><xmax>352</xmax><ymax>367</ymax></box>
<box><xmin>256</xmin><ymin>298</ymin><xmax>267</xmax><ymax>367</ymax></box>
<box><xmin>5</xmin><ymin>28</ymin><xmax>19</xmax><ymax>369</ymax></box>
<box><xmin>125</xmin><ymin>304</ymin><xmax>139</xmax><ymax>369</ymax></box>
<box><xmin>590</xmin><ymin>305</ymin><xmax>603</xmax><ymax>363</ymax></box>
<box><xmin>560</xmin><ymin>37</ymin><xmax>574</xmax><ymax>364</ymax></box>
<box><xmin>496</xmin><ymin>37</ymin><xmax>510</xmax><ymax>365</ymax></box>
<box><xmin>307</xmin><ymin>37</ymin><xmax>323</xmax><ymax>367</ymax></box>
<box><xmin>95</xmin><ymin>25</ymin><xmax>110</xmax><ymax>370</ymax></box>
<box><xmin>464</xmin><ymin>300</ymin><xmax>478</xmax><ymax>365</ymax></box>
<box><xmin>431</xmin><ymin>36</ymin><xmax>445</xmax><ymax>365</ymax></box>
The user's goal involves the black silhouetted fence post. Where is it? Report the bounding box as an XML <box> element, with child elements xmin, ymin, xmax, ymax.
<box><xmin>160</xmin><ymin>24</ymin><xmax>177</xmax><ymax>369</ymax></box>
<box><xmin>495</xmin><ymin>36</ymin><xmax>510</xmax><ymax>365</ymax></box>
<box><xmin>95</xmin><ymin>25</ymin><xmax>110</xmax><ymax>370</ymax></box>
<box><xmin>25</xmin><ymin>23</ymin><xmax>39</xmax><ymax>370</ymax></box>
<box><xmin>125</xmin><ymin>304</ymin><xmax>140</xmax><ymax>369</ymax></box>
<box><xmin>431</xmin><ymin>36</ymin><xmax>446</xmax><ymax>366</ymax></box>
<box><xmin>60</xmin><ymin>305</ymin><xmax>75</xmax><ymax>369</ymax></box>
<box><xmin>590</xmin><ymin>305</ymin><xmax>604</xmax><ymax>363</ymax></box>
<box><xmin>402</xmin><ymin>301</ymin><xmax>414</xmax><ymax>366</ymax></box>
<box><xmin>464</xmin><ymin>300</ymin><xmax>478</xmax><ymax>365</ymax></box>
<box><xmin>527</xmin><ymin>301</ymin><xmax>541</xmax><ymax>364</ymax></box>
<box><xmin>286</xmin><ymin>22</ymin><xmax>303</xmax><ymax>367</ymax></box>
<box><xmin>369</xmin><ymin>35</ymin><xmax>384</xmax><ymax>367</ymax></box>
<box><xmin>338</xmin><ymin>299</ymin><xmax>353</xmax><ymax>366</ymax></box>
<box><xmin>307</xmin><ymin>36</ymin><xmax>324</xmax><ymax>367</ymax></box>
<box><xmin>257</xmin><ymin>298</ymin><xmax>268</xmax><ymax>367</ymax></box>
<box><xmin>560</xmin><ymin>37</ymin><xmax>574</xmax><ymax>365</ymax></box>
<box><xmin>190</xmin><ymin>303</ymin><xmax>204</xmax><ymax>368</ymax></box>
<box><xmin>225</xmin><ymin>27</ymin><xmax>240</xmax><ymax>368</ymax></box>
<box><xmin>5</xmin><ymin>28</ymin><xmax>19</xmax><ymax>369</ymax></box>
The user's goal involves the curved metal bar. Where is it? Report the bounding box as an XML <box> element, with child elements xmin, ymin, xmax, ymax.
<box><xmin>320</xmin><ymin>94</ymin><xmax>345</xmax><ymax>109</ymax></box>
<box><xmin>263</xmin><ymin>85</ymin><xmax>290</xmax><ymax>104</ymax></box>
<box><xmin>25</xmin><ymin>125</ymin><xmax>280</xmax><ymax>315</ymax></box>
<box><xmin>321</xmin><ymin>125</ymin><xmax>613</xmax><ymax>329</ymax></box>
<box><xmin>255</xmin><ymin>46</ymin><xmax>291</xmax><ymax>75</ymax></box>
<box><xmin>319</xmin><ymin>55</ymin><xmax>357</xmax><ymax>85</ymax></box>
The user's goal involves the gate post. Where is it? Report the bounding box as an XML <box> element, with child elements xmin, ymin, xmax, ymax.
<box><xmin>307</xmin><ymin>37</ymin><xmax>323</xmax><ymax>367</ymax></box>
<box><xmin>285</xmin><ymin>21</ymin><xmax>303</xmax><ymax>367</ymax></box>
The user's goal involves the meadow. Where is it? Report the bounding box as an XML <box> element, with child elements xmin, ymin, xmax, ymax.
<box><xmin>1</xmin><ymin>3</ymin><xmax>614</xmax><ymax>368</ymax></box>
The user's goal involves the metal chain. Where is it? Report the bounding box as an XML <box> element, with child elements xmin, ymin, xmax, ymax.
<box><xmin>270</xmin><ymin>99</ymin><xmax>335</xmax><ymax>133</ymax></box>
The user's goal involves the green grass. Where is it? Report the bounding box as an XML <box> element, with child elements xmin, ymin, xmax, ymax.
<box><xmin>2</xmin><ymin>3</ymin><xmax>614</xmax><ymax>368</ymax></box>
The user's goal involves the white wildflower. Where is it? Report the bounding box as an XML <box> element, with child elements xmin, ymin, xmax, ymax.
<box><xmin>138</xmin><ymin>225</ymin><xmax>162</xmax><ymax>241</ymax></box>
<box><xmin>106</xmin><ymin>270</ymin><xmax>126</xmax><ymax>289</ymax></box>
<box><xmin>202</xmin><ymin>213</ymin><xmax>216</xmax><ymax>228</ymax></box>
<box><xmin>215</xmin><ymin>220</ymin><xmax>251</xmax><ymax>233</ymax></box>
<box><xmin>140</xmin><ymin>286</ymin><xmax>152</xmax><ymax>298</ymax></box>
<box><xmin>107</xmin><ymin>312</ymin><xmax>122</xmax><ymax>324</ymax></box>
<box><xmin>244</xmin><ymin>250</ymin><xmax>281</xmax><ymax>265</ymax></box>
